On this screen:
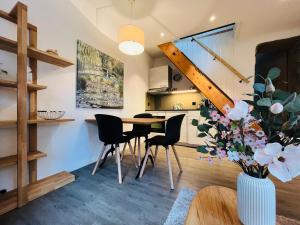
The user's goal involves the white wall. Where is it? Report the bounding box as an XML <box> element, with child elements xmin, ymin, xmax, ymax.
<box><xmin>0</xmin><ymin>0</ymin><xmax>151</xmax><ymax>191</ymax></box>
<box><xmin>156</xmin><ymin>27</ymin><xmax>300</xmax><ymax>101</ymax></box>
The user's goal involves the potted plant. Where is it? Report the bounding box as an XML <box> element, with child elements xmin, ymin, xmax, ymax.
<box><xmin>192</xmin><ymin>68</ymin><xmax>300</xmax><ymax>225</ymax></box>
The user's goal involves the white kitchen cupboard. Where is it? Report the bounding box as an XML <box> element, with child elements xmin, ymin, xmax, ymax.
<box><xmin>187</xmin><ymin>111</ymin><xmax>206</xmax><ymax>146</ymax></box>
<box><xmin>149</xmin><ymin>65</ymin><xmax>171</xmax><ymax>90</ymax></box>
<box><xmin>165</xmin><ymin>111</ymin><xmax>188</xmax><ymax>143</ymax></box>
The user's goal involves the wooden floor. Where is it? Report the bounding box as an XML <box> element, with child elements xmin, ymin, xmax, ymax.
<box><xmin>0</xmin><ymin>145</ymin><xmax>299</xmax><ymax>225</ymax></box>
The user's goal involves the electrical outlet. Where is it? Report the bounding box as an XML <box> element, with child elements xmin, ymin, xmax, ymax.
<box><xmin>192</xmin><ymin>102</ymin><xmax>196</xmax><ymax>106</ymax></box>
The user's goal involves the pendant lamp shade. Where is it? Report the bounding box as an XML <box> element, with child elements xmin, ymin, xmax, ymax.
<box><xmin>118</xmin><ymin>25</ymin><xmax>144</xmax><ymax>55</ymax></box>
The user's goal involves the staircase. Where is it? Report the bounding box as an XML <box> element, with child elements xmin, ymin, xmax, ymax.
<box><xmin>159</xmin><ymin>42</ymin><xmax>234</xmax><ymax>114</ymax></box>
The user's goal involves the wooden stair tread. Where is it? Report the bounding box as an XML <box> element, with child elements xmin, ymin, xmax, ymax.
<box><xmin>0</xmin><ymin>36</ymin><xmax>73</xmax><ymax>67</ymax></box>
<box><xmin>0</xmin><ymin>79</ymin><xmax>47</xmax><ymax>91</ymax></box>
<box><xmin>0</xmin><ymin>171</ymin><xmax>75</xmax><ymax>215</ymax></box>
<box><xmin>0</xmin><ymin>119</ymin><xmax>75</xmax><ymax>128</ymax></box>
<box><xmin>0</xmin><ymin>151</ymin><xmax>47</xmax><ymax>169</ymax></box>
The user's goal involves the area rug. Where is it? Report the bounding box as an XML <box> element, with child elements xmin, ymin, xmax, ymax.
<box><xmin>164</xmin><ymin>188</ymin><xmax>300</xmax><ymax>225</ymax></box>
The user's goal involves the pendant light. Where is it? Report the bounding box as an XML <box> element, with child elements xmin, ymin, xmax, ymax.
<box><xmin>118</xmin><ymin>0</ymin><xmax>144</xmax><ymax>55</ymax></box>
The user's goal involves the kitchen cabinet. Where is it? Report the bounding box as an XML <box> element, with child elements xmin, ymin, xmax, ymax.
<box><xmin>187</xmin><ymin>111</ymin><xmax>206</xmax><ymax>146</ymax></box>
<box><xmin>165</xmin><ymin>111</ymin><xmax>188</xmax><ymax>143</ymax></box>
<box><xmin>149</xmin><ymin>65</ymin><xmax>171</xmax><ymax>90</ymax></box>
<box><xmin>146</xmin><ymin>110</ymin><xmax>206</xmax><ymax>146</ymax></box>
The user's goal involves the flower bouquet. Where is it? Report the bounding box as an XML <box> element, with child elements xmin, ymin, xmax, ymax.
<box><xmin>193</xmin><ymin>67</ymin><xmax>300</xmax><ymax>182</ymax></box>
<box><xmin>192</xmin><ymin>67</ymin><xmax>300</xmax><ymax>225</ymax></box>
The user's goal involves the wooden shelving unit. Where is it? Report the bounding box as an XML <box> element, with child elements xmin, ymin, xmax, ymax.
<box><xmin>0</xmin><ymin>2</ymin><xmax>75</xmax><ymax>214</ymax></box>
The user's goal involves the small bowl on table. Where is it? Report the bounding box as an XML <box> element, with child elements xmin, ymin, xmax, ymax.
<box><xmin>37</xmin><ymin>111</ymin><xmax>65</xmax><ymax>120</ymax></box>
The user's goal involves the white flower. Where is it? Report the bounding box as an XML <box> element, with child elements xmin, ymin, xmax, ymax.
<box><xmin>254</xmin><ymin>143</ymin><xmax>300</xmax><ymax>182</ymax></box>
<box><xmin>227</xmin><ymin>100</ymin><xmax>249</xmax><ymax>121</ymax></box>
<box><xmin>227</xmin><ymin>151</ymin><xmax>239</xmax><ymax>161</ymax></box>
<box><xmin>270</xmin><ymin>103</ymin><xmax>283</xmax><ymax>114</ymax></box>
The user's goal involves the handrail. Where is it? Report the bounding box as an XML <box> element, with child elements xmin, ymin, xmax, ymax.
<box><xmin>191</xmin><ymin>38</ymin><xmax>250</xmax><ymax>83</ymax></box>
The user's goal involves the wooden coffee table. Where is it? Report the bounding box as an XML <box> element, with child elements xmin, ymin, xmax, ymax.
<box><xmin>185</xmin><ymin>186</ymin><xmax>241</xmax><ymax>225</ymax></box>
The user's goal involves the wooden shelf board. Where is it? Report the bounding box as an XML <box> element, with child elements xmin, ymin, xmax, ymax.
<box><xmin>28</xmin><ymin>119</ymin><xmax>75</xmax><ymax>124</ymax></box>
<box><xmin>0</xmin><ymin>36</ymin><xmax>73</xmax><ymax>67</ymax></box>
<box><xmin>0</xmin><ymin>171</ymin><xmax>75</xmax><ymax>215</ymax></box>
<box><xmin>0</xmin><ymin>151</ymin><xmax>47</xmax><ymax>169</ymax></box>
<box><xmin>0</xmin><ymin>119</ymin><xmax>75</xmax><ymax>128</ymax></box>
<box><xmin>0</xmin><ymin>79</ymin><xmax>47</xmax><ymax>91</ymax></box>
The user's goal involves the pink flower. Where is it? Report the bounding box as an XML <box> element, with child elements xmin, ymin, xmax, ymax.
<box><xmin>210</xmin><ymin>110</ymin><xmax>221</xmax><ymax>121</ymax></box>
<box><xmin>223</xmin><ymin>104</ymin><xmax>231</xmax><ymax>114</ymax></box>
<box><xmin>220</xmin><ymin>116</ymin><xmax>230</xmax><ymax>126</ymax></box>
<box><xmin>254</xmin><ymin>143</ymin><xmax>300</xmax><ymax>182</ymax></box>
<box><xmin>244</xmin><ymin>136</ymin><xmax>256</xmax><ymax>146</ymax></box>
<box><xmin>227</xmin><ymin>100</ymin><xmax>249</xmax><ymax>121</ymax></box>
<box><xmin>256</xmin><ymin>130</ymin><xmax>266</xmax><ymax>138</ymax></box>
<box><xmin>270</xmin><ymin>103</ymin><xmax>284</xmax><ymax>114</ymax></box>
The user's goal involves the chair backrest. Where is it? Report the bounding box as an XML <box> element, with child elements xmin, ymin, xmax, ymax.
<box><xmin>95</xmin><ymin>114</ymin><xmax>123</xmax><ymax>144</ymax></box>
<box><xmin>132</xmin><ymin>113</ymin><xmax>153</xmax><ymax>135</ymax></box>
<box><xmin>165</xmin><ymin>114</ymin><xmax>185</xmax><ymax>144</ymax></box>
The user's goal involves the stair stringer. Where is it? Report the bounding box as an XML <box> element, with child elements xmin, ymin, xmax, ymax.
<box><xmin>159</xmin><ymin>42</ymin><xmax>234</xmax><ymax>115</ymax></box>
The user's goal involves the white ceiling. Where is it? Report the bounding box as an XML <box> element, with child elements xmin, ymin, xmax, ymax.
<box><xmin>74</xmin><ymin>0</ymin><xmax>300</xmax><ymax>57</ymax></box>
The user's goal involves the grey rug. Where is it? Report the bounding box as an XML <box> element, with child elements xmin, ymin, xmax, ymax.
<box><xmin>163</xmin><ymin>188</ymin><xmax>300</xmax><ymax>225</ymax></box>
<box><xmin>163</xmin><ymin>188</ymin><xmax>196</xmax><ymax>225</ymax></box>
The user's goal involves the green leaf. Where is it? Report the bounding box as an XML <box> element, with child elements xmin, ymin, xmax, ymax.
<box><xmin>218</xmin><ymin>142</ymin><xmax>225</xmax><ymax>147</ymax></box>
<box><xmin>284</xmin><ymin>94</ymin><xmax>300</xmax><ymax>112</ymax></box>
<box><xmin>282</xmin><ymin>92</ymin><xmax>297</xmax><ymax>106</ymax></box>
<box><xmin>253</xmin><ymin>83</ymin><xmax>266</xmax><ymax>93</ymax></box>
<box><xmin>267</xmin><ymin>67</ymin><xmax>281</xmax><ymax>80</ymax></box>
<box><xmin>273</xmin><ymin>89</ymin><xmax>290</xmax><ymax>101</ymax></box>
<box><xmin>200</xmin><ymin>107</ymin><xmax>210</xmax><ymax>118</ymax></box>
<box><xmin>197</xmin><ymin>133</ymin><xmax>207</xmax><ymax>138</ymax></box>
<box><xmin>191</xmin><ymin>119</ymin><xmax>199</xmax><ymax>126</ymax></box>
<box><xmin>257</xmin><ymin>98</ymin><xmax>272</xmax><ymax>107</ymax></box>
<box><xmin>197</xmin><ymin>124</ymin><xmax>212</xmax><ymax>132</ymax></box>
<box><xmin>197</xmin><ymin>146</ymin><xmax>209</xmax><ymax>154</ymax></box>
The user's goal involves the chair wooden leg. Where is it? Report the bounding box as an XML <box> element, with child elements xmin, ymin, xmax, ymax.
<box><xmin>171</xmin><ymin>145</ymin><xmax>183</xmax><ymax>172</ymax></box>
<box><xmin>137</xmin><ymin>137</ymin><xmax>141</xmax><ymax>166</ymax></box>
<box><xmin>166</xmin><ymin>146</ymin><xmax>174</xmax><ymax>190</ymax></box>
<box><xmin>116</xmin><ymin>146</ymin><xmax>122</xmax><ymax>184</ymax></box>
<box><xmin>128</xmin><ymin>141</ymin><xmax>138</xmax><ymax>168</ymax></box>
<box><xmin>92</xmin><ymin>145</ymin><xmax>106</xmax><ymax>175</ymax></box>
<box><xmin>121</xmin><ymin>142</ymin><xmax>127</xmax><ymax>161</ymax></box>
<box><xmin>133</xmin><ymin>137</ymin><xmax>137</xmax><ymax>154</ymax></box>
<box><xmin>153</xmin><ymin>145</ymin><xmax>159</xmax><ymax>167</ymax></box>
<box><xmin>139</xmin><ymin>146</ymin><xmax>151</xmax><ymax>178</ymax></box>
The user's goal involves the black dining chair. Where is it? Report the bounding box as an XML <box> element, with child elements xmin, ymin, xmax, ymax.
<box><xmin>92</xmin><ymin>114</ymin><xmax>137</xmax><ymax>184</ymax></box>
<box><xmin>139</xmin><ymin>114</ymin><xmax>185</xmax><ymax>190</ymax></box>
<box><xmin>123</xmin><ymin>113</ymin><xmax>153</xmax><ymax>166</ymax></box>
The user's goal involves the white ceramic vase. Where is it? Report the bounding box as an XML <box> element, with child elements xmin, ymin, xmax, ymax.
<box><xmin>237</xmin><ymin>172</ymin><xmax>276</xmax><ymax>225</ymax></box>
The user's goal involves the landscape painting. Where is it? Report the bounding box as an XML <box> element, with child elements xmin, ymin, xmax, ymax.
<box><xmin>76</xmin><ymin>40</ymin><xmax>124</xmax><ymax>108</ymax></box>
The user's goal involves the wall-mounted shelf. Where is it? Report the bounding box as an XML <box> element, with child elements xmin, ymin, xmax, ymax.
<box><xmin>0</xmin><ymin>119</ymin><xmax>75</xmax><ymax>128</ymax></box>
<box><xmin>0</xmin><ymin>171</ymin><xmax>75</xmax><ymax>215</ymax></box>
<box><xmin>0</xmin><ymin>36</ymin><xmax>73</xmax><ymax>67</ymax></box>
<box><xmin>0</xmin><ymin>151</ymin><xmax>47</xmax><ymax>169</ymax></box>
<box><xmin>0</xmin><ymin>79</ymin><xmax>47</xmax><ymax>91</ymax></box>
